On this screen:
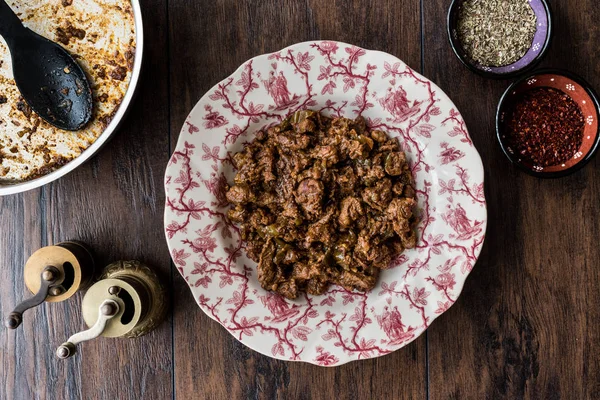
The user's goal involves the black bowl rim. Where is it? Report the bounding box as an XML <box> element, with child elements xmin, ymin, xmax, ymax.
<box><xmin>495</xmin><ymin>68</ymin><xmax>600</xmax><ymax>178</ymax></box>
<box><xmin>447</xmin><ymin>0</ymin><xmax>553</xmax><ymax>80</ymax></box>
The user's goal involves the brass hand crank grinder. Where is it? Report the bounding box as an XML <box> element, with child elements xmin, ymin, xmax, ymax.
<box><xmin>5</xmin><ymin>242</ymin><xmax>168</xmax><ymax>359</ymax></box>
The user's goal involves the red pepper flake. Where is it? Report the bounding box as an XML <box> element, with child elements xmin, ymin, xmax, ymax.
<box><xmin>505</xmin><ymin>87</ymin><xmax>584</xmax><ymax>167</ymax></box>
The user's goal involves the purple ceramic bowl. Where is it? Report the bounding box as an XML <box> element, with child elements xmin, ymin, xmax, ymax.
<box><xmin>447</xmin><ymin>0</ymin><xmax>552</xmax><ymax>79</ymax></box>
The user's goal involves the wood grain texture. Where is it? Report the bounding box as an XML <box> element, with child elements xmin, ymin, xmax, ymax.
<box><xmin>3</xmin><ymin>0</ymin><xmax>600</xmax><ymax>399</ymax></box>
<box><xmin>168</xmin><ymin>1</ymin><xmax>426</xmax><ymax>399</ymax></box>
<box><xmin>424</xmin><ymin>0</ymin><xmax>600</xmax><ymax>399</ymax></box>
<box><xmin>0</xmin><ymin>0</ymin><xmax>172</xmax><ymax>399</ymax></box>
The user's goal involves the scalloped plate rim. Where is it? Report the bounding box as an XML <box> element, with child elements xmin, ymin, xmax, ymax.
<box><xmin>164</xmin><ymin>40</ymin><xmax>487</xmax><ymax>366</ymax></box>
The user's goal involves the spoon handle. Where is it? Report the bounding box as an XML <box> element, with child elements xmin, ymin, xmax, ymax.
<box><xmin>0</xmin><ymin>0</ymin><xmax>25</xmax><ymax>45</ymax></box>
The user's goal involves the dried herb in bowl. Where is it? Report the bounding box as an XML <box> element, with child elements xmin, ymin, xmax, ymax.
<box><xmin>505</xmin><ymin>88</ymin><xmax>585</xmax><ymax>167</ymax></box>
<box><xmin>457</xmin><ymin>0</ymin><xmax>537</xmax><ymax>67</ymax></box>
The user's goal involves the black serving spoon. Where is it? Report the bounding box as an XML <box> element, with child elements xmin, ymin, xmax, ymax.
<box><xmin>0</xmin><ymin>0</ymin><xmax>92</xmax><ymax>131</ymax></box>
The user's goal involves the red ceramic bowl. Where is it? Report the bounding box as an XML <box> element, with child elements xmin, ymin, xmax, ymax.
<box><xmin>496</xmin><ymin>69</ymin><xmax>600</xmax><ymax>177</ymax></box>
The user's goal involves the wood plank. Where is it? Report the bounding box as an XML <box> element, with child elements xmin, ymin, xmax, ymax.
<box><xmin>423</xmin><ymin>0</ymin><xmax>600</xmax><ymax>398</ymax></box>
<box><xmin>0</xmin><ymin>0</ymin><xmax>173</xmax><ymax>398</ymax></box>
<box><xmin>168</xmin><ymin>1</ymin><xmax>426</xmax><ymax>399</ymax></box>
<box><xmin>0</xmin><ymin>191</ymin><xmax>44</xmax><ymax>400</ymax></box>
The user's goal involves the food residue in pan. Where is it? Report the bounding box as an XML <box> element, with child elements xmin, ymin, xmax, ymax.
<box><xmin>0</xmin><ymin>0</ymin><xmax>136</xmax><ymax>183</ymax></box>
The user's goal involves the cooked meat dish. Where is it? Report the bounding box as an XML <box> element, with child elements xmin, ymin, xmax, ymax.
<box><xmin>0</xmin><ymin>0</ymin><xmax>136</xmax><ymax>182</ymax></box>
<box><xmin>226</xmin><ymin>110</ymin><xmax>417</xmax><ymax>299</ymax></box>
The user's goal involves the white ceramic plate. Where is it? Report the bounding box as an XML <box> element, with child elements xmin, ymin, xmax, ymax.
<box><xmin>165</xmin><ymin>41</ymin><xmax>487</xmax><ymax>366</ymax></box>
<box><xmin>0</xmin><ymin>0</ymin><xmax>144</xmax><ymax>195</ymax></box>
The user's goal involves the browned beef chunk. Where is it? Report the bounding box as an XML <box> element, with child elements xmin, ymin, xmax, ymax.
<box><xmin>278</xmin><ymin>279</ymin><xmax>299</xmax><ymax>299</ymax></box>
<box><xmin>371</xmin><ymin>130</ymin><xmax>388</xmax><ymax>143</ymax></box>
<box><xmin>304</xmin><ymin>206</ymin><xmax>335</xmax><ymax>245</ymax></box>
<box><xmin>337</xmin><ymin>166</ymin><xmax>357</xmax><ymax>195</ymax></box>
<box><xmin>290</xmin><ymin>152</ymin><xmax>311</xmax><ymax>175</ymax></box>
<box><xmin>338</xmin><ymin>197</ymin><xmax>363</xmax><ymax>228</ymax></box>
<box><xmin>283</xmin><ymin>248</ymin><xmax>300</xmax><ymax>264</ymax></box>
<box><xmin>281</xmin><ymin>199</ymin><xmax>301</xmax><ymax>220</ymax></box>
<box><xmin>295</xmin><ymin>178</ymin><xmax>324</xmax><ymax>216</ymax></box>
<box><xmin>256</xmin><ymin>192</ymin><xmax>277</xmax><ymax>208</ymax></box>
<box><xmin>306</xmin><ymin>278</ymin><xmax>329</xmax><ymax>295</ymax></box>
<box><xmin>387</xmin><ymin>238</ymin><xmax>405</xmax><ymax>255</ymax></box>
<box><xmin>277</xmin><ymin>152</ymin><xmax>309</xmax><ymax>178</ymax></box>
<box><xmin>386</xmin><ymin>198</ymin><xmax>415</xmax><ymax>234</ymax></box>
<box><xmin>296</xmin><ymin>118</ymin><xmax>316</xmax><ymax>134</ymax></box>
<box><xmin>226</xmin><ymin>184</ymin><xmax>254</xmax><ymax>205</ymax></box>
<box><xmin>401</xmin><ymin>229</ymin><xmax>417</xmax><ymax>249</ymax></box>
<box><xmin>257</xmin><ymin>239</ymin><xmax>279</xmax><ymax>291</ymax></box>
<box><xmin>312</xmin><ymin>145</ymin><xmax>339</xmax><ymax>167</ymax></box>
<box><xmin>227</xmin><ymin>205</ymin><xmax>246</xmax><ymax>223</ymax></box>
<box><xmin>234</xmin><ymin>163</ymin><xmax>260</xmax><ymax>185</ymax></box>
<box><xmin>354</xmin><ymin>116</ymin><xmax>367</xmax><ymax>134</ymax></box>
<box><xmin>363</xmin><ymin>165</ymin><xmax>386</xmax><ymax>186</ymax></box>
<box><xmin>363</xmin><ymin>218</ymin><xmax>394</xmax><ymax>243</ymax></box>
<box><xmin>392</xmin><ymin>181</ymin><xmax>405</xmax><ymax>196</ymax></box>
<box><xmin>335</xmin><ymin>268</ymin><xmax>379</xmax><ymax>292</ymax></box>
<box><xmin>305</xmin><ymin>221</ymin><xmax>331</xmax><ymax>246</ymax></box>
<box><xmin>275</xmin><ymin>168</ymin><xmax>296</xmax><ymax>199</ymax></box>
<box><xmin>361</xmin><ymin>178</ymin><xmax>392</xmax><ymax>211</ymax></box>
<box><xmin>378</xmin><ymin>138</ymin><xmax>401</xmax><ymax>153</ymax></box>
<box><xmin>348</xmin><ymin>139</ymin><xmax>370</xmax><ymax>160</ymax></box>
<box><xmin>353</xmin><ymin>233</ymin><xmax>371</xmax><ymax>262</ymax></box>
<box><xmin>384</xmin><ymin>152</ymin><xmax>406</xmax><ymax>176</ymax></box>
<box><xmin>233</xmin><ymin>148</ymin><xmax>253</xmax><ymax>169</ymax></box>
<box><xmin>329</xmin><ymin>117</ymin><xmax>352</xmax><ymax>136</ymax></box>
<box><xmin>369</xmin><ymin>244</ymin><xmax>392</xmax><ymax>270</ymax></box>
<box><xmin>255</xmin><ymin>130</ymin><xmax>267</xmax><ymax>141</ymax></box>
<box><xmin>256</xmin><ymin>145</ymin><xmax>277</xmax><ymax>187</ymax></box>
<box><xmin>276</xmin><ymin>132</ymin><xmax>311</xmax><ymax>151</ymax></box>
<box><xmin>245</xmin><ymin>237</ymin><xmax>264</xmax><ymax>263</ymax></box>
<box><xmin>292</xmin><ymin>262</ymin><xmax>311</xmax><ymax>281</ymax></box>
<box><xmin>274</xmin><ymin>216</ymin><xmax>305</xmax><ymax>243</ymax></box>
<box><xmin>248</xmin><ymin>208</ymin><xmax>275</xmax><ymax>231</ymax></box>
<box><xmin>403</xmin><ymin>184</ymin><xmax>416</xmax><ymax>199</ymax></box>
<box><xmin>351</xmin><ymin>220</ymin><xmax>394</xmax><ymax>271</ymax></box>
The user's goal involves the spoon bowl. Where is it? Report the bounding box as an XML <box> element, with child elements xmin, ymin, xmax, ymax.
<box><xmin>0</xmin><ymin>0</ymin><xmax>92</xmax><ymax>131</ymax></box>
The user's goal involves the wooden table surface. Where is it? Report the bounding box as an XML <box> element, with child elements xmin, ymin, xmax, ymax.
<box><xmin>2</xmin><ymin>0</ymin><xmax>599</xmax><ymax>399</ymax></box>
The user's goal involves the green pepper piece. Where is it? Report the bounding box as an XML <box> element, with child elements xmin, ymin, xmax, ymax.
<box><xmin>256</xmin><ymin>226</ymin><xmax>267</xmax><ymax>239</ymax></box>
<box><xmin>332</xmin><ymin>244</ymin><xmax>351</xmax><ymax>269</ymax></box>
<box><xmin>290</xmin><ymin>110</ymin><xmax>315</xmax><ymax>124</ymax></box>
<box><xmin>265</xmin><ymin>224</ymin><xmax>280</xmax><ymax>237</ymax></box>
<box><xmin>279</xmin><ymin>118</ymin><xmax>291</xmax><ymax>131</ymax></box>
<box><xmin>384</xmin><ymin>153</ymin><xmax>402</xmax><ymax>176</ymax></box>
<box><xmin>357</xmin><ymin>135</ymin><xmax>374</xmax><ymax>150</ymax></box>
<box><xmin>345</xmin><ymin>230</ymin><xmax>357</xmax><ymax>244</ymax></box>
<box><xmin>274</xmin><ymin>244</ymin><xmax>291</xmax><ymax>264</ymax></box>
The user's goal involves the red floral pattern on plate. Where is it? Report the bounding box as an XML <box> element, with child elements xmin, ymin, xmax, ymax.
<box><xmin>164</xmin><ymin>41</ymin><xmax>487</xmax><ymax>366</ymax></box>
